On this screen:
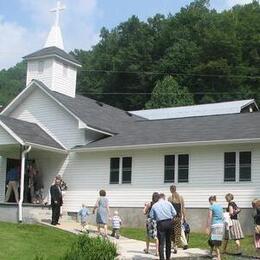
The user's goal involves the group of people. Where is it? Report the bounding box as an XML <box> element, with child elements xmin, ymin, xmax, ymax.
<box><xmin>78</xmin><ymin>189</ymin><xmax>122</xmax><ymax>239</ymax></box>
<box><xmin>207</xmin><ymin>194</ymin><xmax>260</xmax><ymax>260</ymax></box>
<box><xmin>49</xmin><ymin>183</ymin><xmax>260</xmax><ymax>260</ymax></box>
<box><xmin>143</xmin><ymin>185</ymin><xmax>188</xmax><ymax>260</ymax></box>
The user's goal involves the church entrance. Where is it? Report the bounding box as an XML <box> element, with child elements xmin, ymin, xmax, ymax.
<box><xmin>5</xmin><ymin>158</ymin><xmax>43</xmax><ymax>204</ymax></box>
<box><xmin>5</xmin><ymin>158</ymin><xmax>20</xmax><ymax>203</ymax></box>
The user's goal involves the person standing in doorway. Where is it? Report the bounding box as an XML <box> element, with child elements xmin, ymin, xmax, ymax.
<box><xmin>50</xmin><ymin>178</ymin><xmax>63</xmax><ymax>225</ymax></box>
<box><xmin>149</xmin><ymin>192</ymin><xmax>176</xmax><ymax>260</ymax></box>
<box><xmin>5</xmin><ymin>166</ymin><xmax>20</xmax><ymax>203</ymax></box>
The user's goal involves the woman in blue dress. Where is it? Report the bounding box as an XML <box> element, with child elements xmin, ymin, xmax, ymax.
<box><xmin>93</xmin><ymin>189</ymin><xmax>110</xmax><ymax>237</ymax></box>
<box><xmin>206</xmin><ymin>195</ymin><xmax>224</xmax><ymax>260</ymax></box>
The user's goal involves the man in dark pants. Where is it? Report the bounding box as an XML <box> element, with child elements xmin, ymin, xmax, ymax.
<box><xmin>150</xmin><ymin>193</ymin><xmax>176</xmax><ymax>260</ymax></box>
<box><xmin>50</xmin><ymin>178</ymin><xmax>62</xmax><ymax>225</ymax></box>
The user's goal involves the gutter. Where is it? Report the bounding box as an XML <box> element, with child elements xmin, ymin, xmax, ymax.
<box><xmin>72</xmin><ymin>137</ymin><xmax>260</xmax><ymax>153</ymax></box>
<box><xmin>18</xmin><ymin>145</ymin><xmax>31</xmax><ymax>223</ymax></box>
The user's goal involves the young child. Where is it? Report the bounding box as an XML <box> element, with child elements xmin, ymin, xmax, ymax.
<box><xmin>111</xmin><ymin>210</ymin><xmax>122</xmax><ymax>239</ymax></box>
<box><xmin>78</xmin><ymin>204</ymin><xmax>90</xmax><ymax>233</ymax></box>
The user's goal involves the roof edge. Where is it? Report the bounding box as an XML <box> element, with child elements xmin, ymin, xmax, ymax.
<box><xmin>72</xmin><ymin>137</ymin><xmax>260</xmax><ymax>152</ymax></box>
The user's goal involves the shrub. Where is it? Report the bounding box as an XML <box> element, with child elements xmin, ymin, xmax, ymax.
<box><xmin>62</xmin><ymin>235</ymin><xmax>117</xmax><ymax>260</ymax></box>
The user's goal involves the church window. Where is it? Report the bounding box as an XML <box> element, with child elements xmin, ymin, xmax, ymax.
<box><xmin>110</xmin><ymin>158</ymin><xmax>120</xmax><ymax>184</ymax></box>
<box><xmin>164</xmin><ymin>155</ymin><xmax>175</xmax><ymax>183</ymax></box>
<box><xmin>38</xmin><ymin>61</ymin><xmax>44</xmax><ymax>73</ymax></box>
<box><xmin>63</xmin><ymin>64</ymin><xmax>68</xmax><ymax>77</ymax></box>
<box><xmin>178</xmin><ymin>154</ymin><xmax>189</xmax><ymax>183</ymax></box>
<box><xmin>110</xmin><ymin>157</ymin><xmax>132</xmax><ymax>184</ymax></box>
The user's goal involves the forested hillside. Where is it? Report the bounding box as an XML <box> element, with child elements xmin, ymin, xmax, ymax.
<box><xmin>0</xmin><ymin>0</ymin><xmax>259</xmax><ymax>110</ymax></box>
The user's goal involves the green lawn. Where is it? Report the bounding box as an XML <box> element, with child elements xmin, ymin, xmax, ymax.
<box><xmin>121</xmin><ymin>227</ymin><xmax>260</xmax><ymax>259</ymax></box>
<box><xmin>0</xmin><ymin>222</ymin><xmax>76</xmax><ymax>260</ymax></box>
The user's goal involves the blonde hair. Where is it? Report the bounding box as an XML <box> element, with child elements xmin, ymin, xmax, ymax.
<box><xmin>225</xmin><ymin>193</ymin><xmax>234</xmax><ymax>202</ymax></box>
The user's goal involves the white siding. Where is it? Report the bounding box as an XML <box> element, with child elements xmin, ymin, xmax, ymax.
<box><xmin>30</xmin><ymin>150</ymin><xmax>67</xmax><ymax>203</ymax></box>
<box><xmin>26</xmin><ymin>58</ymin><xmax>77</xmax><ymax>98</ymax></box>
<box><xmin>0</xmin><ymin>127</ymin><xmax>17</xmax><ymax>145</ymax></box>
<box><xmin>52</xmin><ymin>60</ymin><xmax>77</xmax><ymax>98</ymax></box>
<box><xmin>9</xmin><ymin>88</ymin><xmax>85</xmax><ymax>148</ymax></box>
<box><xmin>26</xmin><ymin>59</ymin><xmax>53</xmax><ymax>88</ymax></box>
<box><xmin>0</xmin><ymin>157</ymin><xmax>6</xmax><ymax>202</ymax></box>
<box><xmin>62</xmin><ymin>143</ymin><xmax>260</xmax><ymax>212</ymax></box>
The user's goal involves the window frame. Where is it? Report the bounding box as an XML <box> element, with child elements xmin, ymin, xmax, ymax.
<box><xmin>164</xmin><ymin>155</ymin><xmax>175</xmax><ymax>183</ymax></box>
<box><xmin>224</xmin><ymin>152</ymin><xmax>236</xmax><ymax>182</ymax></box>
<box><xmin>109</xmin><ymin>156</ymin><xmax>132</xmax><ymax>185</ymax></box>
<box><xmin>223</xmin><ymin>151</ymin><xmax>252</xmax><ymax>183</ymax></box>
<box><xmin>178</xmin><ymin>154</ymin><xmax>189</xmax><ymax>183</ymax></box>
<box><xmin>239</xmin><ymin>151</ymin><xmax>251</xmax><ymax>182</ymax></box>
<box><xmin>164</xmin><ymin>153</ymin><xmax>189</xmax><ymax>184</ymax></box>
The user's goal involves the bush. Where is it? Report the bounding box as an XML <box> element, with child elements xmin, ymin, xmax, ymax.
<box><xmin>62</xmin><ymin>235</ymin><xmax>117</xmax><ymax>260</ymax></box>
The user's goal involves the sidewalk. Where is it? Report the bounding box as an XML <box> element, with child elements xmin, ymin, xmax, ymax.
<box><xmin>41</xmin><ymin>219</ymin><xmax>210</xmax><ymax>259</ymax></box>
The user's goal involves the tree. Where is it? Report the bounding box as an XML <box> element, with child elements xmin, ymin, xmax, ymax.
<box><xmin>145</xmin><ymin>76</ymin><xmax>194</xmax><ymax>109</ymax></box>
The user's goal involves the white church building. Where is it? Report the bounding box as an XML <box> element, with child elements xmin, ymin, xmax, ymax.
<box><xmin>0</xmin><ymin>2</ymin><xmax>259</xmax><ymax>232</ymax></box>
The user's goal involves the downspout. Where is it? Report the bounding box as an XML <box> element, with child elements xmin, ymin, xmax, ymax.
<box><xmin>18</xmin><ymin>146</ymin><xmax>31</xmax><ymax>223</ymax></box>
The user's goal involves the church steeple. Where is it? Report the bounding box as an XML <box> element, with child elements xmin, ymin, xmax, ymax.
<box><xmin>23</xmin><ymin>1</ymin><xmax>81</xmax><ymax>98</ymax></box>
<box><xmin>44</xmin><ymin>1</ymin><xmax>65</xmax><ymax>49</ymax></box>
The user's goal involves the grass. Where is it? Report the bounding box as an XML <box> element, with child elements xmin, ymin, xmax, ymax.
<box><xmin>121</xmin><ymin>227</ymin><xmax>260</xmax><ymax>259</ymax></box>
<box><xmin>0</xmin><ymin>222</ymin><xmax>76</xmax><ymax>260</ymax></box>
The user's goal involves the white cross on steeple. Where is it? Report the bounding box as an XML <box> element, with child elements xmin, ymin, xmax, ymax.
<box><xmin>50</xmin><ymin>1</ymin><xmax>66</xmax><ymax>27</ymax></box>
<box><xmin>44</xmin><ymin>1</ymin><xmax>66</xmax><ymax>50</ymax></box>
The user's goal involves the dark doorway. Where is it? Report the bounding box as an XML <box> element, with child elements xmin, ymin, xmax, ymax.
<box><xmin>5</xmin><ymin>158</ymin><xmax>20</xmax><ymax>202</ymax></box>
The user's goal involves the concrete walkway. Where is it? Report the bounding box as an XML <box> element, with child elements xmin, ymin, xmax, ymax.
<box><xmin>41</xmin><ymin>219</ymin><xmax>210</xmax><ymax>259</ymax></box>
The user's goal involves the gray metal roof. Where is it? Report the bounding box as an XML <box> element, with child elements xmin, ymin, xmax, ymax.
<box><xmin>130</xmin><ymin>99</ymin><xmax>257</xmax><ymax>120</ymax></box>
<box><xmin>0</xmin><ymin>115</ymin><xmax>64</xmax><ymax>150</ymax></box>
<box><xmin>75</xmin><ymin>111</ymin><xmax>260</xmax><ymax>149</ymax></box>
<box><xmin>23</xmin><ymin>46</ymin><xmax>81</xmax><ymax>66</ymax></box>
<box><xmin>33</xmin><ymin>80</ymin><xmax>144</xmax><ymax>134</ymax></box>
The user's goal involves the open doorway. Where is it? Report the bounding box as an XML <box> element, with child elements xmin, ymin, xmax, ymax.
<box><xmin>5</xmin><ymin>158</ymin><xmax>20</xmax><ymax>203</ymax></box>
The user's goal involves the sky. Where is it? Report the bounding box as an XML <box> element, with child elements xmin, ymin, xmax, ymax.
<box><xmin>0</xmin><ymin>0</ymin><xmax>254</xmax><ymax>69</ymax></box>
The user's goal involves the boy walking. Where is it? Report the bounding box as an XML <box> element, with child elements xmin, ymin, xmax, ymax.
<box><xmin>78</xmin><ymin>204</ymin><xmax>90</xmax><ymax>232</ymax></box>
<box><xmin>111</xmin><ymin>210</ymin><xmax>122</xmax><ymax>239</ymax></box>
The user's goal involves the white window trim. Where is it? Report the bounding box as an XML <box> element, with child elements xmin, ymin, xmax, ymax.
<box><xmin>223</xmin><ymin>151</ymin><xmax>252</xmax><ymax>183</ymax></box>
<box><xmin>110</xmin><ymin>156</ymin><xmax>133</xmax><ymax>185</ymax></box>
<box><xmin>164</xmin><ymin>154</ymin><xmax>190</xmax><ymax>184</ymax></box>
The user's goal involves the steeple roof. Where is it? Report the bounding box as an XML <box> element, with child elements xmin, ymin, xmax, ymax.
<box><xmin>23</xmin><ymin>46</ymin><xmax>81</xmax><ymax>66</ymax></box>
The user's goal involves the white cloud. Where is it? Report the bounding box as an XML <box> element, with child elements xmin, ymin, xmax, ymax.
<box><xmin>225</xmin><ymin>0</ymin><xmax>253</xmax><ymax>7</ymax></box>
<box><xmin>0</xmin><ymin>17</ymin><xmax>43</xmax><ymax>69</ymax></box>
<box><xmin>19</xmin><ymin>0</ymin><xmax>101</xmax><ymax>51</ymax></box>
<box><xmin>0</xmin><ymin>0</ymin><xmax>100</xmax><ymax>69</ymax></box>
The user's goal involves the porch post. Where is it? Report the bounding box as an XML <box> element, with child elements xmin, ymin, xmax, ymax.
<box><xmin>18</xmin><ymin>145</ymin><xmax>31</xmax><ymax>223</ymax></box>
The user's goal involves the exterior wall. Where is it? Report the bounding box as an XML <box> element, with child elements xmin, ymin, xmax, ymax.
<box><xmin>0</xmin><ymin>127</ymin><xmax>17</xmax><ymax>145</ymax></box>
<box><xmin>0</xmin><ymin>157</ymin><xmax>6</xmax><ymax>202</ymax></box>
<box><xmin>9</xmin><ymin>88</ymin><xmax>85</xmax><ymax>148</ymax></box>
<box><xmin>28</xmin><ymin>149</ymin><xmax>67</xmax><ymax>203</ymax></box>
<box><xmin>62</xmin><ymin>143</ymin><xmax>260</xmax><ymax>213</ymax></box>
<box><xmin>52</xmin><ymin>59</ymin><xmax>77</xmax><ymax>98</ymax></box>
<box><xmin>26</xmin><ymin>58</ymin><xmax>53</xmax><ymax>88</ymax></box>
<box><xmin>26</xmin><ymin>58</ymin><xmax>77</xmax><ymax>98</ymax></box>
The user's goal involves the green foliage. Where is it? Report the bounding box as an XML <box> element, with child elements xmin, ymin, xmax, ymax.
<box><xmin>1</xmin><ymin>1</ymin><xmax>260</xmax><ymax>111</ymax></box>
<box><xmin>145</xmin><ymin>76</ymin><xmax>194</xmax><ymax>108</ymax></box>
<box><xmin>0</xmin><ymin>61</ymin><xmax>26</xmax><ymax>107</ymax></box>
<box><xmin>72</xmin><ymin>0</ymin><xmax>260</xmax><ymax>110</ymax></box>
<box><xmin>62</xmin><ymin>235</ymin><xmax>117</xmax><ymax>260</ymax></box>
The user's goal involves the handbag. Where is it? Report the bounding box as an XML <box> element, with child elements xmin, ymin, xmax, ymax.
<box><xmin>255</xmin><ymin>225</ymin><xmax>260</xmax><ymax>234</ymax></box>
